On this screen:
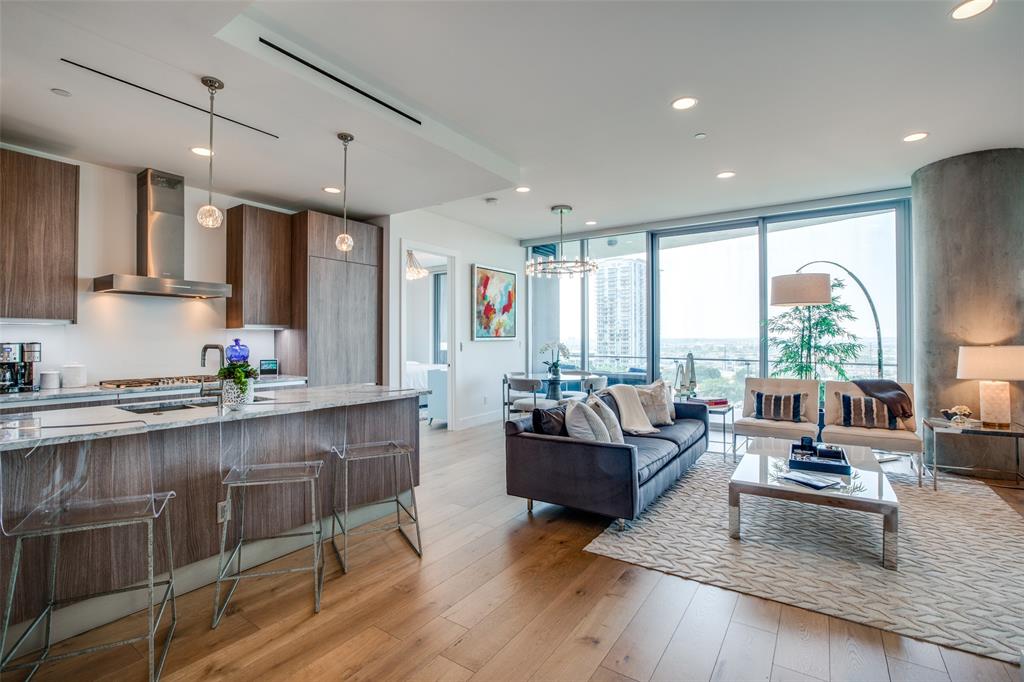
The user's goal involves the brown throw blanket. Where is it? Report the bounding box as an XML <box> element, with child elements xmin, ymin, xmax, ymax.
<box><xmin>852</xmin><ymin>379</ymin><xmax>914</xmax><ymax>419</ymax></box>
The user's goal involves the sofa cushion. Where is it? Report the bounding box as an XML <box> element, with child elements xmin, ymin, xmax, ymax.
<box><xmin>639</xmin><ymin>419</ymin><xmax>705</xmax><ymax>451</ymax></box>
<box><xmin>587</xmin><ymin>396</ymin><xmax>625</xmax><ymax>444</ymax></box>
<box><xmin>636</xmin><ymin>379</ymin><xmax>675</xmax><ymax>425</ymax></box>
<box><xmin>733</xmin><ymin>416</ymin><xmax>818</xmax><ymax>439</ymax></box>
<box><xmin>821</xmin><ymin>425</ymin><xmax>923</xmax><ymax>453</ymax></box>
<box><xmin>565</xmin><ymin>401</ymin><xmax>611</xmax><ymax>443</ymax></box>
<box><xmin>752</xmin><ymin>391</ymin><xmax>807</xmax><ymax>422</ymax></box>
<box><xmin>626</xmin><ymin>435</ymin><xmax>678</xmax><ymax>484</ymax></box>
<box><xmin>599</xmin><ymin>392</ymin><xmax>621</xmax><ymax>421</ymax></box>
<box><xmin>836</xmin><ymin>393</ymin><xmax>903</xmax><ymax>430</ymax></box>
<box><xmin>532</xmin><ymin>405</ymin><xmax>568</xmax><ymax>436</ymax></box>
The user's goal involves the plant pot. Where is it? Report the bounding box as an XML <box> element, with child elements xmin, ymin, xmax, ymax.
<box><xmin>222</xmin><ymin>380</ymin><xmax>254</xmax><ymax>409</ymax></box>
<box><xmin>550</xmin><ymin>366</ymin><xmax>561</xmax><ymax>379</ymax></box>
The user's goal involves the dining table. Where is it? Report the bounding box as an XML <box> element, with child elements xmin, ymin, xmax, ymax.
<box><xmin>522</xmin><ymin>372</ymin><xmax>601</xmax><ymax>400</ymax></box>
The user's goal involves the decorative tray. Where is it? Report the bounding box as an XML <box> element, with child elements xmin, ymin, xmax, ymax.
<box><xmin>789</xmin><ymin>443</ymin><xmax>852</xmax><ymax>476</ymax></box>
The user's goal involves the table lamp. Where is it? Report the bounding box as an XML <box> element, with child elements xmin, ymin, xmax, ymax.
<box><xmin>956</xmin><ymin>345</ymin><xmax>1024</xmax><ymax>426</ymax></box>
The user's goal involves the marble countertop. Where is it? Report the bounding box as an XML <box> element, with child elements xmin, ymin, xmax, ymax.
<box><xmin>0</xmin><ymin>384</ymin><xmax>427</xmax><ymax>451</ymax></box>
<box><xmin>0</xmin><ymin>375</ymin><xmax>308</xmax><ymax>404</ymax></box>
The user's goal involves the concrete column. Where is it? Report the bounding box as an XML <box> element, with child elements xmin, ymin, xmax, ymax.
<box><xmin>913</xmin><ymin>148</ymin><xmax>1024</xmax><ymax>478</ymax></box>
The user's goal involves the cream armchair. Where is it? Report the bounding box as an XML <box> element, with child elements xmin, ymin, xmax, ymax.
<box><xmin>733</xmin><ymin>378</ymin><xmax>820</xmax><ymax>451</ymax></box>
<box><xmin>821</xmin><ymin>381</ymin><xmax>923</xmax><ymax>455</ymax></box>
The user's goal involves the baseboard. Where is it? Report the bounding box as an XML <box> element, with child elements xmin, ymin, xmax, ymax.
<box><xmin>455</xmin><ymin>409</ymin><xmax>503</xmax><ymax>430</ymax></box>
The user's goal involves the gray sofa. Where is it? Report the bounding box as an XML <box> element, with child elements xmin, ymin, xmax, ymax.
<box><xmin>505</xmin><ymin>396</ymin><xmax>709</xmax><ymax>523</ymax></box>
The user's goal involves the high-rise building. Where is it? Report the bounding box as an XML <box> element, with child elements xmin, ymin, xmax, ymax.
<box><xmin>592</xmin><ymin>257</ymin><xmax>646</xmax><ymax>367</ymax></box>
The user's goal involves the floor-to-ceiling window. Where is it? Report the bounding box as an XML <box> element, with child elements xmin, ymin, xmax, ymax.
<box><xmin>766</xmin><ymin>208</ymin><xmax>899</xmax><ymax>381</ymax></box>
<box><xmin>655</xmin><ymin>225</ymin><xmax>760</xmax><ymax>403</ymax></box>
<box><xmin>528</xmin><ymin>242</ymin><xmax>583</xmax><ymax>373</ymax></box>
<box><xmin>525</xmin><ymin>196</ymin><xmax>910</xmax><ymax>396</ymax></box>
<box><xmin>586</xmin><ymin>233</ymin><xmax>648</xmax><ymax>385</ymax></box>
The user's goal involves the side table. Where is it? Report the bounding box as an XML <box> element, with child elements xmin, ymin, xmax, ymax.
<box><xmin>922</xmin><ymin>417</ymin><xmax>1024</xmax><ymax>490</ymax></box>
<box><xmin>686</xmin><ymin>401</ymin><xmax>737</xmax><ymax>463</ymax></box>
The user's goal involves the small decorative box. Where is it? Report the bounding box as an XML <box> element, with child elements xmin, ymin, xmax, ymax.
<box><xmin>789</xmin><ymin>443</ymin><xmax>852</xmax><ymax>476</ymax></box>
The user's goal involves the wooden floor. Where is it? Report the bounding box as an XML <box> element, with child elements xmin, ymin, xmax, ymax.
<box><xmin>14</xmin><ymin>422</ymin><xmax>1023</xmax><ymax>682</ymax></box>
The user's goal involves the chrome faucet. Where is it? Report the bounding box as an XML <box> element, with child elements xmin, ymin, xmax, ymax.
<box><xmin>200</xmin><ymin>344</ymin><xmax>225</xmax><ymax>408</ymax></box>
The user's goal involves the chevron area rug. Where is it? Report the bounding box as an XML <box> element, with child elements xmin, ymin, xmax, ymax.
<box><xmin>584</xmin><ymin>455</ymin><xmax>1024</xmax><ymax>663</ymax></box>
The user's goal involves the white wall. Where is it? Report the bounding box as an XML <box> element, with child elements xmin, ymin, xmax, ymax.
<box><xmin>404</xmin><ymin>273</ymin><xmax>433</xmax><ymax>365</ymax></box>
<box><xmin>0</xmin><ymin>145</ymin><xmax>283</xmax><ymax>383</ymax></box>
<box><xmin>384</xmin><ymin>210</ymin><xmax>525</xmax><ymax>429</ymax></box>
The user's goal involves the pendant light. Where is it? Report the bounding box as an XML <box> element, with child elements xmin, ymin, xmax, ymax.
<box><xmin>196</xmin><ymin>76</ymin><xmax>224</xmax><ymax>229</ymax></box>
<box><xmin>526</xmin><ymin>205</ymin><xmax>598</xmax><ymax>279</ymax></box>
<box><xmin>405</xmin><ymin>250</ymin><xmax>429</xmax><ymax>280</ymax></box>
<box><xmin>335</xmin><ymin>132</ymin><xmax>355</xmax><ymax>252</ymax></box>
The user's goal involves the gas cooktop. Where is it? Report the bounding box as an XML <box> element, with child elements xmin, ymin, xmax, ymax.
<box><xmin>98</xmin><ymin>375</ymin><xmax>219</xmax><ymax>389</ymax></box>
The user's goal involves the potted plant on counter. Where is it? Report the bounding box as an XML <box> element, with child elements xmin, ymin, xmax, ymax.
<box><xmin>218</xmin><ymin>338</ymin><xmax>258</xmax><ymax>408</ymax></box>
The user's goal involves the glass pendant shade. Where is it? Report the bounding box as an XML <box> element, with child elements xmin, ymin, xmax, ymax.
<box><xmin>197</xmin><ymin>204</ymin><xmax>223</xmax><ymax>229</ymax></box>
<box><xmin>526</xmin><ymin>205</ymin><xmax>598</xmax><ymax>279</ymax></box>
<box><xmin>406</xmin><ymin>250</ymin><xmax>429</xmax><ymax>280</ymax></box>
<box><xmin>335</xmin><ymin>233</ymin><xmax>354</xmax><ymax>252</ymax></box>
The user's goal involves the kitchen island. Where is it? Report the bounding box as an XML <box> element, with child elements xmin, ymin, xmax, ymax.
<box><xmin>0</xmin><ymin>384</ymin><xmax>425</xmax><ymax>628</ymax></box>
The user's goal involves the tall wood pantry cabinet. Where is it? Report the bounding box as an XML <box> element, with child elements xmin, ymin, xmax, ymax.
<box><xmin>0</xmin><ymin>149</ymin><xmax>79</xmax><ymax>322</ymax></box>
<box><xmin>277</xmin><ymin>210</ymin><xmax>382</xmax><ymax>385</ymax></box>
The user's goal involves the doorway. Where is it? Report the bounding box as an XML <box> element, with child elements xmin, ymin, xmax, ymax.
<box><xmin>399</xmin><ymin>241</ymin><xmax>456</xmax><ymax>430</ymax></box>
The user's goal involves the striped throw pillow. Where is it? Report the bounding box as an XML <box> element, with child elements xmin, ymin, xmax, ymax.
<box><xmin>838</xmin><ymin>393</ymin><xmax>902</xmax><ymax>430</ymax></box>
<box><xmin>752</xmin><ymin>391</ymin><xmax>805</xmax><ymax>422</ymax></box>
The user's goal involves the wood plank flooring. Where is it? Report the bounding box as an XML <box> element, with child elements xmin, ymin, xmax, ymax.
<box><xmin>11</xmin><ymin>422</ymin><xmax>1022</xmax><ymax>681</ymax></box>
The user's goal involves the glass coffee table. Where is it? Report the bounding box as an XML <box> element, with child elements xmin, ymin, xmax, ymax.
<box><xmin>728</xmin><ymin>437</ymin><xmax>900</xmax><ymax>570</ymax></box>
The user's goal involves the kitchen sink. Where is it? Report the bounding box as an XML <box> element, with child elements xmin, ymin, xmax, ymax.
<box><xmin>117</xmin><ymin>394</ymin><xmax>274</xmax><ymax>415</ymax></box>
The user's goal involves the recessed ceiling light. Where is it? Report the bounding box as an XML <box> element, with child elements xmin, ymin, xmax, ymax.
<box><xmin>694</xmin><ymin>132</ymin><xmax>708</xmax><ymax>140</ymax></box>
<box><xmin>671</xmin><ymin>96</ymin><xmax>698</xmax><ymax>110</ymax></box>
<box><xmin>716</xmin><ymin>171</ymin><xmax>736</xmax><ymax>179</ymax></box>
<box><xmin>903</xmin><ymin>132</ymin><xmax>929</xmax><ymax>142</ymax></box>
<box><xmin>322</xmin><ymin>186</ymin><xmax>342</xmax><ymax>194</ymax></box>
<box><xmin>515</xmin><ymin>186</ymin><xmax>531</xmax><ymax>193</ymax></box>
<box><xmin>951</xmin><ymin>0</ymin><xmax>995</xmax><ymax>19</ymax></box>
<box><xmin>585</xmin><ymin>220</ymin><xmax>597</xmax><ymax>226</ymax></box>
<box><xmin>190</xmin><ymin>146</ymin><xmax>214</xmax><ymax>157</ymax></box>
<box><xmin>50</xmin><ymin>88</ymin><xmax>71</xmax><ymax>97</ymax></box>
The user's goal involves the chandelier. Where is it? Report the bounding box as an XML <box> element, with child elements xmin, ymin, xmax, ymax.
<box><xmin>406</xmin><ymin>250</ymin><xmax>429</xmax><ymax>280</ymax></box>
<box><xmin>526</xmin><ymin>205</ymin><xmax>598</xmax><ymax>279</ymax></box>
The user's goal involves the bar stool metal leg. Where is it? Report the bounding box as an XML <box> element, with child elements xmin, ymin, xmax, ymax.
<box><xmin>401</xmin><ymin>449</ymin><xmax>423</xmax><ymax>556</ymax></box>
<box><xmin>212</xmin><ymin>485</ymin><xmax>237</xmax><ymax>629</ymax></box>
<box><xmin>0</xmin><ymin>536</ymin><xmax>24</xmax><ymax>673</ymax></box>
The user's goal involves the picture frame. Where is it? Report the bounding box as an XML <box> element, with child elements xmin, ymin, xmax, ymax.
<box><xmin>471</xmin><ymin>264</ymin><xmax>517</xmax><ymax>341</ymax></box>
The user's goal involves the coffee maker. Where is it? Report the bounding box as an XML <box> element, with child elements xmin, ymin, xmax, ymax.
<box><xmin>0</xmin><ymin>342</ymin><xmax>41</xmax><ymax>393</ymax></box>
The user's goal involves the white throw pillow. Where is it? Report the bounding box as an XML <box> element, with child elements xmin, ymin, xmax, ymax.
<box><xmin>587</xmin><ymin>396</ymin><xmax>625</xmax><ymax>444</ymax></box>
<box><xmin>636</xmin><ymin>379</ymin><xmax>674</xmax><ymax>426</ymax></box>
<box><xmin>565</xmin><ymin>401</ymin><xmax>611</xmax><ymax>443</ymax></box>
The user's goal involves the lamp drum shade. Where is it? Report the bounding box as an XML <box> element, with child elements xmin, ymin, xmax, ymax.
<box><xmin>956</xmin><ymin>346</ymin><xmax>1024</xmax><ymax>381</ymax></box>
<box><xmin>770</xmin><ymin>273</ymin><xmax>832</xmax><ymax>306</ymax></box>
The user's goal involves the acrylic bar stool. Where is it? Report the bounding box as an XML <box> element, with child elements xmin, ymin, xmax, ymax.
<box><xmin>211</xmin><ymin>420</ymin><xmax>325</xmax><ymax>628</ymax></box>
<box><xmin>0</xmin><ymin>431</ymin><xmax>177</xmax><ymax>682</ymax></box>
<box><xmin>329</xmin><ymin>440</ymin><xmax>422</xmax><ymax>573</ymax></box>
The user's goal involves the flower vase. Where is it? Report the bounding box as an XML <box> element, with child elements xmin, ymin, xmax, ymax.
<box><xmin>222</xmin><ymin>380</ymin><xmax>254</xmax><ymax>409</ymax></box>
<box><xmin>550</xmin><ymin>366</ymin><xmax>561</xmax><ymax>379</ymax></box>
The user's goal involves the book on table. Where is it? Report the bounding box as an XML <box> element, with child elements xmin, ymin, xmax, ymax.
<box><xmin>781</xmin><ymin>471</ymin><xmax>841</xmax><ymax>490</ymax></box>
<box><xmin>690</xmin><ymin>397</ymin><xmax>729</xmax><ymax>407</ymax></box>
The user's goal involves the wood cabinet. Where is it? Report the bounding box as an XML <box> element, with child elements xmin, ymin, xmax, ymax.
<box><xmin>277</xmin><ymin>211</ymin><xmax>382</xmax><ymax>385</ymax></box>
<box><xmin>226</xmin><ymin>204</ymin><xmax>292</xmax><ymax>328</ymax></box>
<box><xmin>292</xmin><ymin>210</ymin><xmax>380</xmax><ymax>266</ymax></box>
<box><xmin>0</xmin><ymin>149</ymin><xmax>79</xmax><ymax>322</ymax></box>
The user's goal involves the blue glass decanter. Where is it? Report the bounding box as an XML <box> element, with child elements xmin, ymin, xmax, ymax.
<box><xmin>226</xmin><ymin>338</ymin><xmax>250</xmax><ymax>364</ymax></box>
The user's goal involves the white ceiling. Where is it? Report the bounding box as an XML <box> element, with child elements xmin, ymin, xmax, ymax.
<box><xmin>3</xmin><ymin>1</ymin><xmax>1022</xmax><ymax>238</ymax></box>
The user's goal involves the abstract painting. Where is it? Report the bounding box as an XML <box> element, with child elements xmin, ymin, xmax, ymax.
<box><xmin>472</xmin><ymin>264</ymin><xmax>517</xmax><ymax>340</ymax></box>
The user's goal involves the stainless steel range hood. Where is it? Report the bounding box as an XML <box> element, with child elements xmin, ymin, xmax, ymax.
<box><xmin>93</xmin><ymin>169</ymin><xmax>232</xmax><ymax>299</ymax></box>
